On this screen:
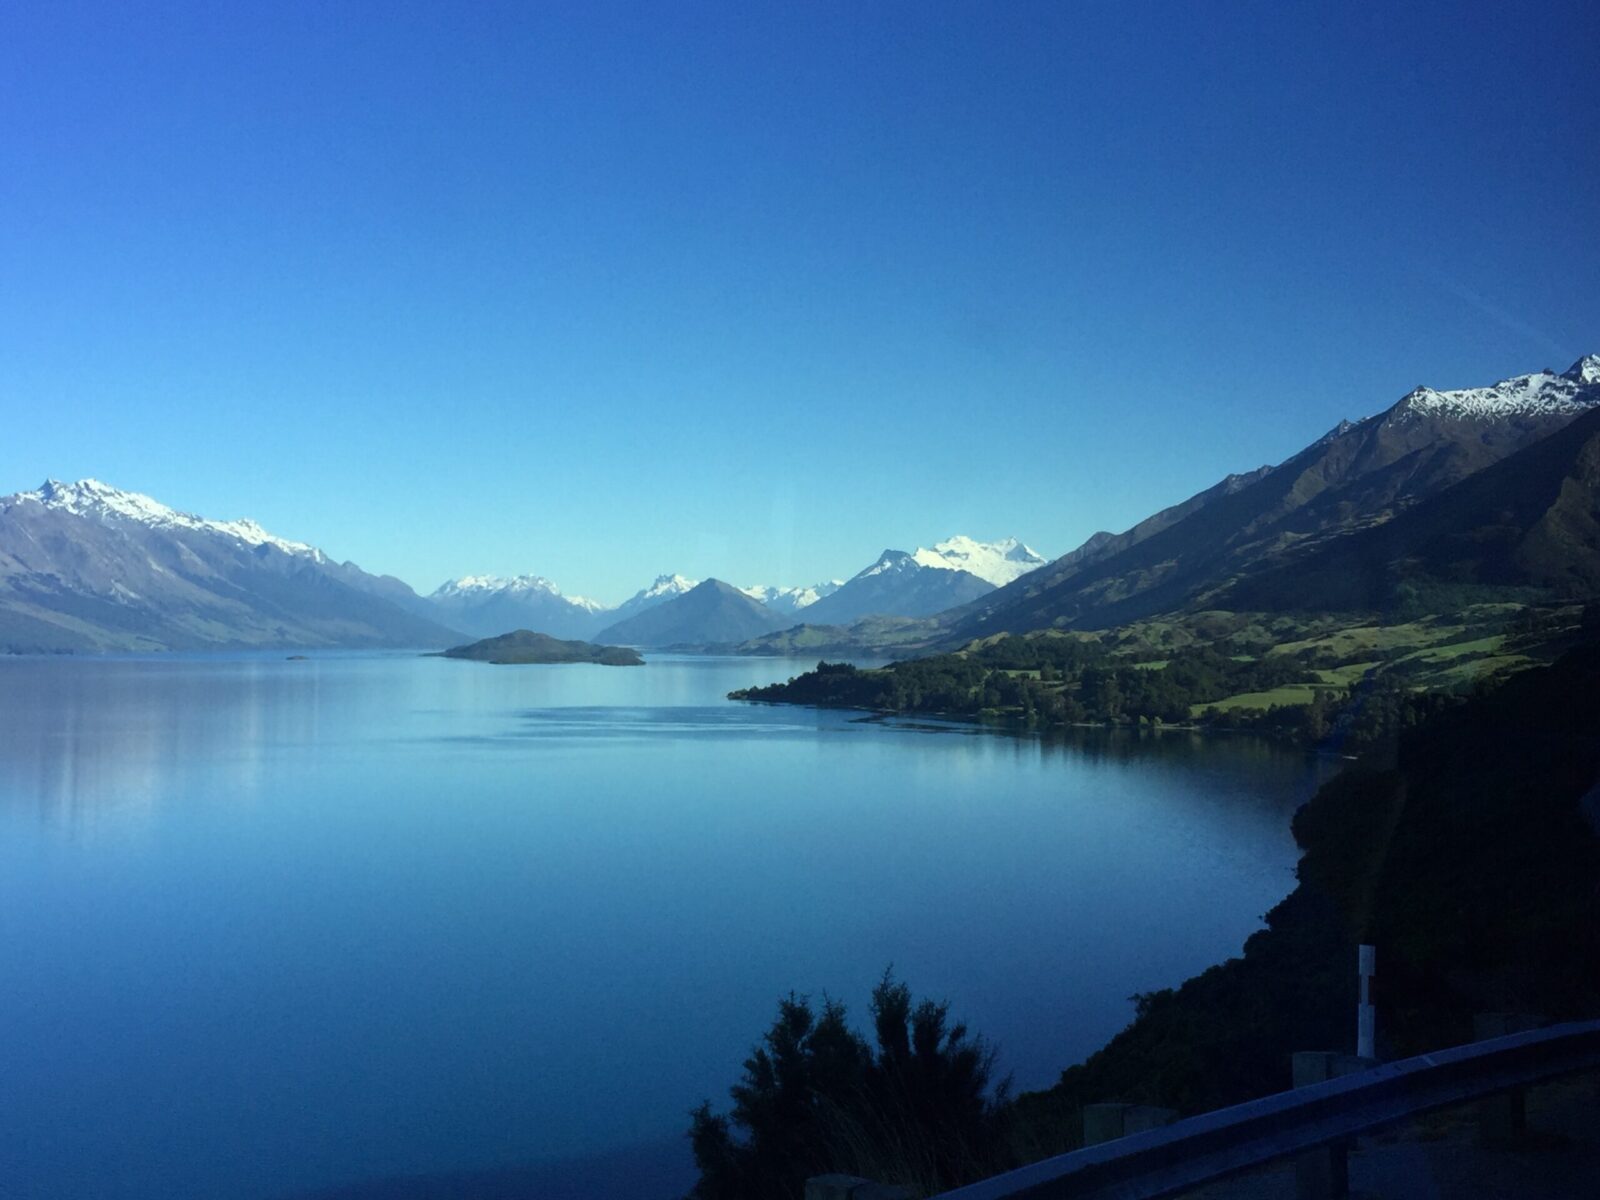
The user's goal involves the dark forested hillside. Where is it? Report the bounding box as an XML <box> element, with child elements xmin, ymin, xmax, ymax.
<box><xmin>1014</xmin><ymin>638</ymin><xmax>1600</xmax><ymax>1148</ymax></box>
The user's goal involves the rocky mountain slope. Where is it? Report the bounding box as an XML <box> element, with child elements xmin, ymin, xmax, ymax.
<box><xmin>951</xmin><ymin>357</ymin><xmax>1600</xmax><ymax>636</ymax></box>
<box><xmin>1223</xmin><ymin>400</ymin><xmax>1600</xmax><ymax>612</ymax></box>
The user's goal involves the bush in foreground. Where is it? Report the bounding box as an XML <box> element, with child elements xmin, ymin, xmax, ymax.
<box><xmin>688</xmin><ymin>972</ymin><xmax>1012</xmax><ymax>1200</ymax></box>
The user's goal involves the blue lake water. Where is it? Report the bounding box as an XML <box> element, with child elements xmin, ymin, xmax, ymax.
<box><xmin>0</xmin><ymin>652</ymin><xmax>1330</xmax><ymax>1199</ymax></box>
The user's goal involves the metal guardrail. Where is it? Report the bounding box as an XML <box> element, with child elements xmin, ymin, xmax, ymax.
<box><xmin>926</xmin><ymin>1019</ymin><xmax>1600</xmax><ymax>1200</ymax></box>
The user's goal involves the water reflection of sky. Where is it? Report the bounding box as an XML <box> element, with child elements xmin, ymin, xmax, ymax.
<box><xmin>0</xmin><ymin>652</ymin><xmax>1333</xmax><ymax>1200</ymax></box>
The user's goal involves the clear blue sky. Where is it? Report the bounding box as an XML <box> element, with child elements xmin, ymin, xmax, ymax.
<box><xmin>3</xmin><ymin>1</ymin><xmax>1596</xmax><ymax>603</ymax></box>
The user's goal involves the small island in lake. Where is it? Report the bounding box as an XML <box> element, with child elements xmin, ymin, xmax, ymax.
<box><xmin>434</xmin><ymin>629</ymin><xmax>644</xmax><ymax>666</ymax></box>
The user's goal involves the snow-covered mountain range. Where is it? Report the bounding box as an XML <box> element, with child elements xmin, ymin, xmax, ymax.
<box><xmin>0</xmin><ymin>479</ymin><xmax>458</xmax><ymax>652</ymax></box>
<box><xmin>739</xmin><ymin>581</ymin><xmax>844</xmax><ymax>614</ymax></box>
<box><xmin>17</xmin><ymin>478</ymin><xmax>325</xmax><ymax>559</ymax></box>
<box><xmin>22</xmin><ymin>355</ymin><xmax>1592</xmax><ymax>654</ymax></box>
<box><xmin>432</xmin><ymin>574</ymin><xmax>604</xmax><ymax>610</ymax></box>
<box><xmin>420</xmin><ymin>537</ymin><xmax>1041</xmax><ymax>645</ymax></box>
<box><xmin>1394</xmin><ymin>356</ymin><xmax>1600</xmax><ymax>421</ymax></box>
<box><xmin>428</xmin><ymin>574</ymin><xmax>608</xmax><ymax>640</ymax></box>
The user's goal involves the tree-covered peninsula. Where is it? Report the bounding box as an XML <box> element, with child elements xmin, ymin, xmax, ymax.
<box><xmin>730</xmin><ymin>604</ymin><xmax>1593</xmax><ymax>751</ymax></box>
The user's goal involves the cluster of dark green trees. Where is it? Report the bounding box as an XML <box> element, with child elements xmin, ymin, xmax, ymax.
<box><xmin>732</xmin><ymin>626</ymin><xmax>1555</xmax><ymax>752</ymax></box>
<box><xmin>1086</xmin><ymin>648</ymin><xmax>1310</xmax><ymax>724</ymax></box>
<box><xmin>688</xmin><ymin>974</ymin><xmax>1011</xmax><ymax>1200</ymax></box>
<box><xmin>732</xmin><ymin>640</ymin><xmax>1321</xmax><ymax>735</ymax></box>
<box><xmin>1054</xmin><ymin>640</ymin><xmax>1600</xmax><ymax>1120</ymax></box>
<box><xmin>1213</xmin><ymin>676</ymin><xmax>1462</xmax><ymax>752</ymax></box>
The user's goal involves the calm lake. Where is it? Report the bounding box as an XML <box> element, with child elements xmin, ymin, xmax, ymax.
<box><xmin>0</xmin><ymin>652</ymin><xmax>1330</xmax><ymax>1199</ymax></box>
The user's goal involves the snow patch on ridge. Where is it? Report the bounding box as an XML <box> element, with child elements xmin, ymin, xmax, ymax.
<box><xmin>1394</xmin><ymin>356</ymin><xmax>1600</xmax><ymax>421</ymax></box>
<box><xmin>740</xmin><ymin>580</ymin><xmax>844</xmax><ymax>612</ymax></box>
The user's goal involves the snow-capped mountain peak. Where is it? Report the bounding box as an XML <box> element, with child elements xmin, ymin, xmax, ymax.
<box><xmin>1564</xmin><ymin>354</ymin><xmax>1600</xmax><ymax>386</ymax></box>
<box><xmin>859</xmin><ymin>549</ymin><xmax>921</xmax><ymax>580</ymax></box>
<box><xmin>12</xmin><ymin>478</ymin><xmax>322</xmax><ymax>559</ymax></box>
<box><xmin>855</xmin><ymin>536</ymin><xmax>1045</xmax><ymax>587</ymax></box>
<box><xmin>636</xmin><ymin>573</ymin><xmax>698</xmax><ymax>600</ymax></box>
<box><xmin>912</xmin><ymin>535</ymin><xmax>1047</xmax><ymax>586</ymax></box>
<box><xmin>1394</xmin><ymin>358</ymin><xmax>1599</xmax><ymax>421</ymax></box>
<box><xmin>435</xmin><ymin>573</ymin><xmax>559</xmax><ymax>597</ymax></box>
<box><xmin>602</xmin><ymin>573</ymin><xmax>703</xmax><ymax>623</ymax></box>
<box><xmin>854</xmin><ymin>536</ymin><xmax>1046</xmax><ymax>586</ymax></box>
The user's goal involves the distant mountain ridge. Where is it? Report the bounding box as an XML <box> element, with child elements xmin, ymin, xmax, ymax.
<box><xmin>0</xmin><ymin>514</ymin><xmax>1046</xmax><ymax>654</ymax></box>
<box><xmin>16</xmin><ymin>355</ymin><xmax>1584</xmax><ymax>655</ymax></box>
<box><xmin>595</xmin><ymin>579</ymin><xmax>789</xmax><ymax>647</ymax></box>
<box><xmin>800</xmin><ymin>536</ymin><xmax>1045</xmax><ymax>626</ymax></box>
<box><xmin>433</xmin><ymin>575</ymin><xmax>605</xmax><ymax>609</ymax></box>
<box><xmin>428</xmin><ymin>574</ymin><xmax>606</xmax><ymax>640</ymax></box>
<box><xmin>605</xmin><ymin>574</ymin><xmax>700</xmax><ymax>625</ymax></box>
<box><xmin>0</xmin><ymin>479</ymin><xmax>462</xmax><ymax>652</ymax></box>
<box><xmin>429</xmin><ymin>538</ymin><xmax>1040</xmax><ymax>638</ymax></box>
<box><xmin>739</xmin><ymin>581</ymin><xmax>844</xmax><ymax>614</ymax></box>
